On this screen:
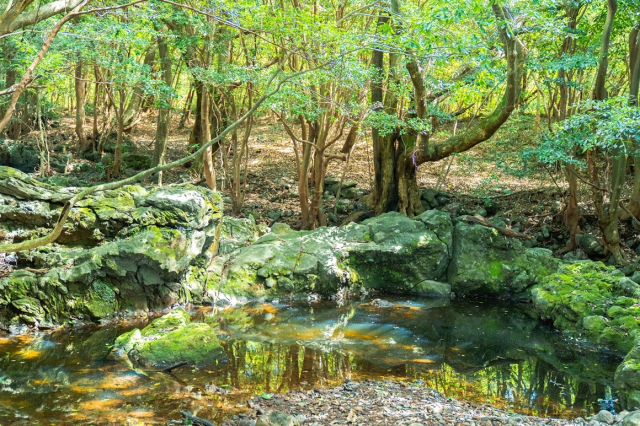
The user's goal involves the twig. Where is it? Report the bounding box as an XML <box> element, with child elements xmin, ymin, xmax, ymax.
<box><xmin>162</xmin><ymin>361</ymin><xmax>188</xmax><ymax>373</ymax></box>
<box><xmin>181</xmin><ymin>411</ymin><xmax>216</xmax><ymax>426</ymax></box>
<box><xmin>461</xmin><ymin>215</ymin><xmax>533</xmax><ymax>240</ymax></box>
<box><xmin>621</xmin><ymin>204</ymin><xmax>640</xmax><ymax>229</ymax></box>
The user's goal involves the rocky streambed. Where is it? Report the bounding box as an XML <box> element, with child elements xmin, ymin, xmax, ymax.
<box><xmin>0</xmin><ymin>165</ymin><xmax>560</xmax><ymax>330</ymax></box>
<box><xmin>2</xmin><ymin>165</ymin><xmax>640</xmax><ymax>419</ymax></box>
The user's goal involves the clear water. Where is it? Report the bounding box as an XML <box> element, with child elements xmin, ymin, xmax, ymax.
<box><xmin>0</xmin><ymin>297</ymin><xmax>622</xmax><ymax>425</ymax></box>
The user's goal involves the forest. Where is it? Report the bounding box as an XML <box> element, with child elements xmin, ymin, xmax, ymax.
<box><xmin>0</xmin><ymin>0</ymin><xmax>640</xmax><ymax>425</ymax></box>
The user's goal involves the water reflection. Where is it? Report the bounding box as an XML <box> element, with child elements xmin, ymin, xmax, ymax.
<box><xmin>0</xmin><ymin>298</ymin><xmax>623</xmax><ymax>424</ymax></box>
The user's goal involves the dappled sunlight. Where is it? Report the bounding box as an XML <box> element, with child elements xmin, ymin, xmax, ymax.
<box><xmin>0</xmin><ymin>298</ymin><xmax>622</xmax><ymax>423</ymax></box>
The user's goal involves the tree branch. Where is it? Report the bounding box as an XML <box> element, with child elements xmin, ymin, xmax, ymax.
<box><xmin>0</xmin><ymin>55</ymin><xmax>322</xmax><ymax>254</ymax></box>
<box><xmin>3</xmin><ymin>0</ymin><xmax>84</xmax><ymax>36</ymax></box>
<box><xmin>413</xmin><ymin>4</ymin><xmax>525</xmax><ymax>164</ymax></box>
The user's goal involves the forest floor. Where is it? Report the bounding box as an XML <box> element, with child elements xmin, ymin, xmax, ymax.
<box><xmin>10</xmin><ymin>110</ymin><xmax>640</xmax><ymax>259</ymax></box>
<box><xmin>209</xmin><ymin>380</ymin><xmax>590</xmax><ymax>426</ymax></box>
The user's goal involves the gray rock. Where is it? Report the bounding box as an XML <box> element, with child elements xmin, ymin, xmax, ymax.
<box><xmin>341</xmin><ymin>187</ymin><xmax>367</xmax><ymax>200</ymax></box>
<box><xmin>631</xmin><ymin>271</ymin><xmax>640</xmax><ymax>285</ymax></box>
<box><xmin>577</xmin><ymin>234</ymin><xmax>605</xmax><ymax>257</ymax></box>
<box><xmin>616</xmin><ymin>340</ymin><xmax>640</xmax><ymax>410</ymax></box>
<box><xmin>448</xmin><ymin>221</ymin><xmax>560</xmax><ymax>296</ymax></box>
<box><xmin>271</xmin><ymin>222</ymin><xmax>293</xmax><ymax>235</ymax></box>
<box><xmin>593</xmin><ymin>409</ymin><xmax>614</xmax><ymax>424</ymax></box>
<box><xmin>371</xmin><ymin>299</ymin><xmax>395</xmax><ymax>308</ymax></box>
<box><xmin>277</xmin><ymin>277</ymin><xmax>294</xmax><ymax>292</ymax></box>
<box><xmin>421</xmin><ymin>188</ymin><xmax>439</xmax><ymax>208</ymax></box>
<box><xmin>619</xmin><ymin>277</ymin><xmax>640</xmax><ymax>298</ymax></box>
<box><xmin>267</xmin><ymin>211</ymin><xmax>282</xmax><ymax>221</ymax></box>
<box><xmin>0</xmin><ymin>141</ymin><xmax>40</xmax><ymax>173</ymax></box>
<box><xmin>435</xmin><ymin>195</ymin><xmax>450</xmax><ymax>206</ymax></box>
<box><xmin>327</xmin><ymin>181</ymin><xmax>357</xmax><ymax>195</ymax></box>
<box><xmin>256</xmin><ymin>411</ymin><xmax>300</xmax><ymax>426</ymax></box>
<box><xmin>623</xmin><ymin>412</ymin><xmax>640</xmax><ymax>426</ymax></box>
<box><xmin>111</xmin><ymin>308</ymin><xmax>227</xmax><ymax>367</ymax></box>
<box><xmin>223</xmin><ymin>212</ymin><xmax>449</xmax><ymax>296</ymax></box>
<box><xmin>340</xmin><ymin>211</ymin><xmax>373</xmax><ymax>226</ymax></box>
<box><xmin>410</xmin><ymin>280</ymin><xmax>451</xmax><ymax>298</ymax></box>
<box><xmin>324</xmin><ymin>176</ymin><xmax>340</xmax><ymax>186</ymax></box>
<box><xmin>0</xmin><ymin>167</ymin><xmax>228</xmax><ymax>326</ymax></box>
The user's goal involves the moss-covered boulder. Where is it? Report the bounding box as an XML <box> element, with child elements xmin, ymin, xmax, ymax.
<box><xmin>615</xmin><ymin>340</ymin><xmax>640</xmax><ymax>410</ymax></box>
<box><xmin>112</xmin><ymin>308</ymin><xmax>227</xmax><ymax>367</ymax></box>
<box><xmin>448</xmin><ymin>221</ymin><xmax>560</xmax><ymax>296</ymax></box>
<box><xmin>220</xmin><ymin>211</ymin><xmax>451</xmax><ymax>297</ymax></box>
<box><xmin>0</xmin><ymin>166</ymin><xmax>225</xmax><ymax>328</ymax></box>
<box><xmin>0</xmin><ymin>165</ymin><xmax>222</xmax><ymax>246</ymax></box>
<box><xmin>532</xmin><ymin>262</ymin><xmax>640</xmax><ymax>353</ymax></box>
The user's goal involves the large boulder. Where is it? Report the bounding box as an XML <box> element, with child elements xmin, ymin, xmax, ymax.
<box><xmin>0</xmin><ymin>166</ymin><xmax>228</xmax><ymax>327</ymax></box>
<box><xmin>111</xmin><ymin>308</ymin><xmax>227</xmax><ymax>367</ymax></box>
<box><xmin>448</xmin><ymin>221</ymin><xmax>559</xmax><ymax>296</ymax></box>
<box><xmin>616</xmin><ymin>340</ymin><xmax>640</xmax><ymax>410</ymax></box>
<box><xmin>220</xmin><ymin>211</ymin><xmax>451</xmax><ymax>297</ymax></box>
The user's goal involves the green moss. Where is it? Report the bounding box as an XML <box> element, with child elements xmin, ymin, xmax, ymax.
<box><xmin>532</xmin><ymin>261</ymin><xmax>639</xmax><ymax>353</ymax></box>
<box><xmin>489</xmin><ymin>261</ymin><xmax>504</xmax><ymax>279</ymax></box>
<box><xmin>582</xmin><ymin>315</ymin><xmax>607</xmax><ymax>337</ymax></box>
<box><xmin>608</xmin><ymin>305</ymin><xmax>626</xmax><ymax>318</ymax></box>
<box><xmin>617</xmin><ymin>297</ymin><xmax>636</xmax><ymax>307</ymax></box>
<box><xmin>136</xmin><ymin>323</ymin><xmax>227</xmax><ymax>367</ymax></box>
<box><xmin>84</xmin><ymin>280</ymin><xmax>117</xmax><ymax>319</ymax></box>
<box><xmin>141</xmin><ymin>308</ymin><xmax>190</xmax><ymax>336</ymax></box>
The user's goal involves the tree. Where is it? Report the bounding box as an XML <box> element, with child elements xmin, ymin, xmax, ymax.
<box><xmin>369</xmin><ymin>0</ymin><xmax>526</xmax><ymax>216</ymax></box>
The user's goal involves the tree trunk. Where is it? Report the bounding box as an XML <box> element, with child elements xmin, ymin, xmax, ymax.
<box><xmin>75</xmin><ymin>58</ymin><xmax>89</xmax><ymax>152</ymax></box>
<box><xmin>122</xmin><ymin>46</ymin><xmax>156</xmax><ymax>127</ymax></box>
<box><xmin>591</xmin><ymin>0</ymin><xmax>622</xmax><ymax>262</ymax></box>
<box><xmin>623</xmin><ymin>24</ymin><xmax>640</xmax><ymax>219</ymax></box>
<box><xmin>593</xmin><ymin>0</ymin><xmax>617</xmax><ymax>101</ymax></box>
<box><xmin>179</xmin><ymin>85</ymin><xmax>194</xmax><ymax>128</ymax></box>
<box><xmin>556</xmin><ymin>4</ymin><xmax>582</xmax><ymax>254</ymax></box>
<box><xmin>370</xmin><ymin>2</ymin><xmax>524</xmax><ymax>217</ymax></box>
<box><xmin>92</xmin><ymin>65</ymin><xmax>100</xmax><ymax>142</ymax></box>
<box><xmin>201</xmin><ymin>87</ymin><xmax>216</xmax><ymax>191</ymax></box>
<box><xmin>112</xmin><ymin>89</ymin><xmax>125</xmax><ymax>176</ymax></box>
<box><xmin>370</xmin><ymin>10</ymin><xmax>402</xmax><ymax>215</ymax></box>
<box><xmin>153</xmin><ymin>30</ymin><xmax>172</xmax><ymax>185</ymax></box>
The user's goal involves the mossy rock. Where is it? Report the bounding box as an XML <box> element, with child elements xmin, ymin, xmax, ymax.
<box><xmin>84</xmin><ymin>280</ymin><xmax>118</xmax><ymax>319</ymax></box>
<box><xmin>448</xmin><ymin>221</ymin><xmax>559</xmax><ymax>296</ymax></box>
<box><xmin>112</xmin><ymin>309</ymin><xmax>227</xmax><ymax>367</ymax></box>
<box><xmin>616</xmin><ymin>340</ymin><xmax>640</xmax><ymax>410</ymax></box>
<box><xmin>141</xmin><ymin>308</ymin><xmax>190</xmax><ymax>336</ymax></box>
<box><xmin>136</xmin><ymin>323</ymin><xmax>226</xmax><ymax>367</ymax></box>
<box><xmin>532</xmin><ymin>261</ymin><xmax>640</xmax><ymax>353</ymax></box>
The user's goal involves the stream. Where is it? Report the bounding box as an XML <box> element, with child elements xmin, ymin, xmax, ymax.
<box><xmin>0</xmin><ymin>297</ymin><xmax>623</xmax><ymax>425</ymax></box>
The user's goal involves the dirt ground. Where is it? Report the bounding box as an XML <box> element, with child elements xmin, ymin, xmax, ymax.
<box><xmin>11</xmin><ymin>110</ymin><xmax>640</xmax><ymax>261</ymax></box>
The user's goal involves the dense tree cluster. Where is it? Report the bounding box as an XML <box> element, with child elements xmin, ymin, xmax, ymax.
<box><xmin>0</xmin><ymin>0</ymin><xmax>639</xmax><ymax>261</ymax></box>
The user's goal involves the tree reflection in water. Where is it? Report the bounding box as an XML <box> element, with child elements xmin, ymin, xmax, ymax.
<box><xmin>0</xmin><ymin>298</ymin><xmax>623</xmax><ymax>424</ymax></box>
